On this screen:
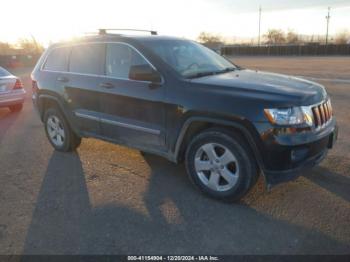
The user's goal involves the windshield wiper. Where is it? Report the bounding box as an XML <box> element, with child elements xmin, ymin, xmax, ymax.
<box><xmin>186</xmin><ymin>67</ymin><xmax>236</xmax><ymax>79</ymax></box>
<box><xmin>217</xmin><ymin>67</ymin><xmax>236</xmax><ymax>73</ymax></box>
<box><xmin>186</xmin><ymin>71</ymin><xmax>218</xmax><ymax>79</ymax></box>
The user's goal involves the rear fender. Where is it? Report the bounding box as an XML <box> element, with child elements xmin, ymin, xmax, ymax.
<box><xmin>37</xmin><ymin>94</ymin><xmax>80</xmax><ymax>135</ymax></box>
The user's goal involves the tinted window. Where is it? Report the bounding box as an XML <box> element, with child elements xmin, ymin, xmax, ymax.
<box><xmin>0</xmin><ymin>67</ymin><xmax>11</xmax><ymax>77</ymax></box>
<box><xmin>70</xmin><ymin>44</ymin><xmax>105</xmax><ymax>75</ymax></box>
<box><xmin>106</xmin><ymin>43</ymin><xmax>149</xmax><ymax>79</ymax></box>
<box><xmin>43</xmin><ymin>47</ymin><xmax>70</xmax><ymax>71</ymax></box>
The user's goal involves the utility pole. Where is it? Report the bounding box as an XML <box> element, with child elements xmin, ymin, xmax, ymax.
<box><xmin>258</xmin><ymin>6</ymin><xmax>262</xmax><ymax>46</ymax></box>
<box><xmin>325</xmin><ymin>7</ymin><xmax>331</xmax><ymax>45</ymax></box>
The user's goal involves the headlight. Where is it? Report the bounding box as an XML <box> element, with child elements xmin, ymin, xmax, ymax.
<box><xmin>264</xmin><ymin>107</ymin><xmax>313</xmax><ymax>126</ymax></box>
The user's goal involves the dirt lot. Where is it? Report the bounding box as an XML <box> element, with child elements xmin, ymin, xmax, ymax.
<box><xmin>0</xmin><ymin>57</ymin><xmax>349</xmax><ymax>255</ymax></box>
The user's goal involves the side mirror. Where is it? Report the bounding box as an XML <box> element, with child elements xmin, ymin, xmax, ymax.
<box><xmin>129</xmin><ymin>64</ymin><xmax>161</xmax><ymax>83</ymax></box>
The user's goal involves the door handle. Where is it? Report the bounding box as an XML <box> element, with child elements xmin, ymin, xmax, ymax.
<box><xmin>57</xmin><ymin>76</ymin><xmax>69</xmax><ymax>83</ymax></box>
<box><xmin>99</xmin><ymin>82</ymin><xmax>114</xmax><ymax>89</ymax></box>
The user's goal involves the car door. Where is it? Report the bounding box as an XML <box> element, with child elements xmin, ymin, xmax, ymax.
<box><xmin>59</xmin><ymin>43</ymin><xmax>106</xmax><ymax>135</ymax></box>
<box><xmin>99</xmin><ymin>42</ymin><xmax>166</xmax><ymax>150</ymax></box>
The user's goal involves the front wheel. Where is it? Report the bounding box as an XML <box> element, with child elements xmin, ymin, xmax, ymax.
<box><xmin>185</xmin><ymin>128</ymin><xmax>258</xmax><ymax>202</ymax></box>
<box><xmin>44</xmin><ymin>107</ymin><xmax>81</xmax><ymax>152</ymax></box>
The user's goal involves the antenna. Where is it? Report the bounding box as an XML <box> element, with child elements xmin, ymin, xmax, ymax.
<box><xmin>98</xmin><ymin>29</ymin><xmax>158</xmax><ymax>36</ymax></box>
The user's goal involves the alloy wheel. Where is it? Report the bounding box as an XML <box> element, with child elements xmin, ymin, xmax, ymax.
<box><xmin>46</xmin><ymin>115</ymin><xmax>65</xmax><ymax>147</ymax></box>
<box><xmin>194</xmin><ymin>143</ymin><xmax>239</xmax><ymax>192</ymax></box>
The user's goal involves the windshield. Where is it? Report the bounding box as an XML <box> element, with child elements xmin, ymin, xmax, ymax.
<box><xmin>142</xmin><ymin>39</ymin><xmax>236</xmax><ymax>78</ymax></box>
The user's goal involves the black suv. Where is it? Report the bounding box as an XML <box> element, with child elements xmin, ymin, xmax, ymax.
<box><xmin>31</xmin><ymin>30</ymin><xmax>338</xmax><ymax>201</ymax></box>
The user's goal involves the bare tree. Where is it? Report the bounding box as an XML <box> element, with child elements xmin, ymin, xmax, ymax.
<box><xmin>17</xmin><ymin>38</ymin><xmax>44</xmax><ymax>53</ymax></box>
<box><xmin>286</xmin><ymin>30</ymin><xmax>299</xmax><ymax>44</ymax></box>
<box><xmin>264</xmin><ymin>29</ymin><xmax>286</xmax><ymax>45</ymax></box>
<box><xmin>0</xmin><ymin>42</ymin><xmax>12</xmax><ymax>55</ymax></box>
<box><xmin>335</xmin><ymin>30</ymin><xmax>350</xmax><ymax>44</ymax></box>
<box><xmin>197</xmin><ymin>32</ymin><xmax>222</xmax><ymax>44</ymax></box>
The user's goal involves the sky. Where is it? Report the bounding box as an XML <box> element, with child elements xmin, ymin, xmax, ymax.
<box><xmin>1</xmin><ymin>0</ymin><xmax>350</xmax><ymax>45</ymax></box>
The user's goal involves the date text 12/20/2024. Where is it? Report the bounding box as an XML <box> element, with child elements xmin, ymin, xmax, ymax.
<box><xmin>127</xmin><ymin>256</ymin><xmax>219</xmax><ymax>261</ymax></box>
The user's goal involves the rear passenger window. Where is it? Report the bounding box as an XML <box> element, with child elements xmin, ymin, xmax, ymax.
<box><xmin>70</xmin><ymin>44</ymin><xmax>105</xmax><ymax>75</ymax></box>
<box><xmin>106</xmin><ymin>43</ymin><xmax>149</xmax><ymax>79</ymax></box>
<box><xmin>43</xmin><ymin>47</ymin><xmax>70</xmax><ymax>71</ymax></box>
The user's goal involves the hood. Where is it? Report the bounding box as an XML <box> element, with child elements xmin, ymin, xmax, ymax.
<box><xmin>190</xmin><ymin>69</ymin><xmax>327</xmax><ymax>106</ymax></box>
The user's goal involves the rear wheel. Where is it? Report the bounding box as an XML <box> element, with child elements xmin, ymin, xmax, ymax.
<box><xmin>9</xmin><ymin>104</ymin><xmax>23</xmax><ymax>112</ymax></box>
<box><xmin>44</xmin><ymin>107</ymin><xmax>81</xmax><ymax>152</ymax></box>
<box><xmin>185</xmin><ymin>128</ymin><xmax>258</xmax><ymax>202</ymax></box>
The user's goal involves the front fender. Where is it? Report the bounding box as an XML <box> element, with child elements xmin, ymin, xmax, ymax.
<box><xmin>172</xmin><ymin>116</ymin><xmax>265</xmax><ymax>170</ymax></box>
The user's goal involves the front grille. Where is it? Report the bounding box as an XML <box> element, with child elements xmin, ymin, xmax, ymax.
<box><xmin>311</xmin><ymin>100</ymin><xmax>332</xmax><ymax>128</ymax></box>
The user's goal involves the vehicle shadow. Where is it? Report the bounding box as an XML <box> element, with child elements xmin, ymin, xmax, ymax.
<box><xmin>0</xmin><ymin>108</ymin><xmax>20</xmax><ymax>144</ymax></box>
<box><xmin>22</xmin><ymin>151</ymin><xmax>350</xmax><ymax>255</ymax></box>
<box><xmin>21</xmin><ymin>151</ymin><xmax>91</xmax><ymax>254</ymax></box>
<box><xmin>303</xmin><ymin>166</ymin><xmax>350</xmax><ymax>203</ymax></box>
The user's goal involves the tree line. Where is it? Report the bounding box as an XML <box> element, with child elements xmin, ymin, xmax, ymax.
<box><xmin>0</xmin><ymin>38</ymin><xmax>44</xmax><ymax>55</ymax></box>
<box><xmin>198</xmin><ymin>29</ymin><xmax>350</xmax><ymax>45</ymax></box>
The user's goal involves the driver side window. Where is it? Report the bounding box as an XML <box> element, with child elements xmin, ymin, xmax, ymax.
<box><xmin>106</xmin><ymin>43</ymin><xmax>148</xmax><ymax>79</ymax></box>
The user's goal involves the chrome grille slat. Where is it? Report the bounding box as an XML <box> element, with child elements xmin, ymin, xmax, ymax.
<box><xmin>322</xmin><ymin>103</ymin><xmax>327</xmax><ymax>120</ymax></box>
<box><xmin>312</xmin><ymin>107</ymin><xmax>321</xmax><ymax>127</ymax></box>
<box><xmin>328</xmin><ymin>100</ymin><xmax>333</xmax><ymax>117</ymax></box>
<box><xmin>319</xmin><ymin>105</ymin><xmax>325</xmax><ymax>124</ymax></box>
<box><xmin>324</xmin><ymin>103</ymin><xmax>329</xmax><ymax>119</ymax></box>
<box><xmin>311</xmin><ymin>100</ymin><xmax>332</xmax><ymax>129</ymax></box>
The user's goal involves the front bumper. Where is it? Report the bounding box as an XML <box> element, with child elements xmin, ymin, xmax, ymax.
<box><xmin>0</xmin><ymin>89</ymin><xmax>26</xmax><ymax>107</ymax></box>
<box><xmin>257</xmin><ymin>118</ymin><xmax>338</xmax><ymax>186</ymax></box>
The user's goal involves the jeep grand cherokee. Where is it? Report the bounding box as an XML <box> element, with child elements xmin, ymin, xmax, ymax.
<box><xmin>31</xmin><ymin>30</ymin><xmax>338</xmax><ymax>201</ymax></box>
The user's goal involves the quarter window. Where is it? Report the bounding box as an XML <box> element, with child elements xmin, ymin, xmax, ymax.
<box><xmin>106</xmin><ymin>43</ymin><xmax>149</xmax><ymax>79</ymax></box>
<box><xmin>69</xmin><ymin>44</ymin><xmax>105</xmax><ymax>75</ymax></box>
<box><xmin>43</xmin><ymin>47</ymin><xmax>70</xmax><ymax>71</ymax></box>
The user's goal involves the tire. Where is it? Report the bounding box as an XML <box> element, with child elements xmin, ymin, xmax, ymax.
<box><xmin>185</xmin><ymin>128</ymin><xmax>258</xmax><ymax>202</ymax></box>
<box><xmin>9</xmin><ymin>104</ymin><xmax>23</xmax><ymax>112</ymax></box>
<box><xmin>43</xmin><ymin>107</ymin><xmax>81</xmax><ymax>152</ymax></box>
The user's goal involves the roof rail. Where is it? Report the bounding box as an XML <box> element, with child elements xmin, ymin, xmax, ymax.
<box><xmin>98</xmin><ymin>29</ymin><xmax>158</xmax><ymax>36</ymax></box>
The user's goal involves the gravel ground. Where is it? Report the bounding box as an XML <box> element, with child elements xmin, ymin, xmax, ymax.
<box><xmin>0</xmin><ymin>57</ymin><xmax>349</xmax><ymax>255</ymax></box>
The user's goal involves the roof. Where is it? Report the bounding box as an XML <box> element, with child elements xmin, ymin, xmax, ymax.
<box><xmin>50</xmin><ymin>34</ymin><xmax>185</xmax><ymax>49</ymax></box>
